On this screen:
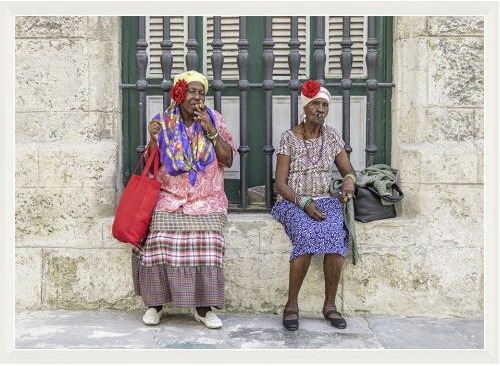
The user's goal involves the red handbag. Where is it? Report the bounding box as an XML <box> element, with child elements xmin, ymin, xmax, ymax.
<box><xmin>112</xmin><ymin>146</ymin><xmax>161</xmax><ymax>247</ymax></box>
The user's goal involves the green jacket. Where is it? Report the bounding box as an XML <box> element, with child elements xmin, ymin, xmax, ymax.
<box><xmin>330</xmin><ymin>179</ymin><xmax>358</xmax><ymax>265</ymax></box>
<box><xmin>330</xmin><ymin>164</ymin><xmax>400</xmax><ymax>265</ymax></box>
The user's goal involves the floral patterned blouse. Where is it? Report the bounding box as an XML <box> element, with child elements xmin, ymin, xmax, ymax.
<box><xmin>275</xmin><ymin>124</ymin><xmax>345</xmax><ymax>201</ymax></box>
<box><xmin>147</xmin><ymin>109</ymin><xmax>236</xmax><ymax>215</ymax></box>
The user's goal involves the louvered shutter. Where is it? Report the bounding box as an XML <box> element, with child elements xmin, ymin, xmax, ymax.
<box><xmin>206</xmin><ymin>17</ymin><xmax>240</xmax><ymax>80</ymax></box>
<box><xmin>272</xmin><ymin>17</ymin><xmax>308</xmax><ymax>79</ymax></box>
<box><xmin>327</xmin><ymin>16</ymin><xmax>366</xmax><ymax>78</ymax></box>
<box><xmin>147</xmin><ymin>16</ymin><xmax>185</xmax><ymax>77</ymax></box>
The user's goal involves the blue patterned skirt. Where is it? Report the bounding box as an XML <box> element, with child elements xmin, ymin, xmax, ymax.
<box><xmin>271</xmin><ymin>197</ymin><xmax>348</xmax><ymax>261</ymax></box>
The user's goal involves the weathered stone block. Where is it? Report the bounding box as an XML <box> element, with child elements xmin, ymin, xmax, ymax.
<box><xmin>476</xmin><ymin>140</ymin><xmax>483</xmax><ymax>184</ymax></box>
<box><xmin>225</xmin><ymin>253</ymin><xmax>338</xmax><ymax>316</ymax></box>
<box><xmin>16</xmin><ymin>111</ymin><xmax>120</xmax><ymax>143</ymax></box>
<box><xmin>474</xmin><ymin>109</ymin><xmax>483</xmax><ymax>139</ymax></box>
<box><xmin>355</xmin><ymin>218</ymin><xmax>421</xmax><ymax>247</ymax></box>
<box><xmin>259</xmin><ymin>219</ymin><xmax>291</xmax><ymax>254</ymax></box>
<box><xmin>100</xmin><ymin>216</ymin><xmax>123</xmax><ymax>249</ymax></box>
<box><xmin>224</xmin><ymin>256</ymin><xmax>287</xmax><ymax>313</ymax></box>
<box><xmin>396</xmin><ymin>105</ymin><xmax>426</xmax><ymax>144</ymax></box>
<box><xmin>37</xmin><ymin>142</ymin><xmax>118</xmax><ymax>188</ymax></box>
<box><xmin>425</xmin><ymin>108</ymin><xmax>475</xmax><ymax>142</ymax></box>
<box><xmin>394</xmin><ymin>17</ymin><xmax>427</xmax><ymax>40</ymax></box>
<box><xmin>15</xmin><ymin>16</ymin><xmax>87</xmax><ymax>38</ymax></box>
<box><xmin>403</xmin><ymin>184</ymin><xmax>484</xmax><ymax>250</ymax></box>
<box><xmin>16</xmin><ymin>39</ymin><xmax>89</xmax><ymax>112</ymax></box>
<box><xmin>428</xmin><ymin>38</ymin><xmax>484</xmax><ymax>107</ymax></box>
<box><xmin>398</xmin><ymin>183</ymin><xmax>421</xmax><ymax>219</ymax></box>
<box><xmin>16</xmin><ymin>188</ymin><xmax>102</xmax><ymax>247</ymax></box>
<box><xmin>42</xmin><ymin>248</ymin><xmax>138</xmax><ymax>309</ymax></box>
<box><xmin>88</xmin><ymin>40</ymin><xmax>121</xmax><ymax>112</ymax></box>
<box><xmin>86</xmin><ymin>17</ymin><xmax>121</xmax><ymax>42</ymax></box>
<box><xmin>428</xmin><ymin>16</ymin><xmax>484</xmax><ymax>36</ymax></box>
<box><xmin>16</xmin><ymin>144</ymin><xmax>38</xmax><ymax>188</ymax></box>
<box><xmin>342</xmin><ymin>246</ymin><xmax>482</xmax><ymax>317</ymax></box>
<box><xmin>419</xmin><ymin>142</ymin><xmax>477</xmax><ymax>183</ymax></box>
<box><xmin>88</xmin><ymin>112</ymin><xmax>120</xmax><ymax>140</ymax></box>
<box><xmin>88</xmin><ymin>186</ymin><xmax>117</xmax><ymax>217</ymax></box>
<box><xmin>16</xmin><ymin>248</ymin><xmax>42</xmax><ymax>309</ymax></box>
<box><xmin>224</xmin><ymin>214</ymin><xmax>261</xmax><ymax>259</ymax></box>
<box><xmin>398</xmin><ymin>38</ymin><xmax>429</xmax><ymax>72</ymax></box>
<box><xmin>398</xmin><ymin>148</ymin><xmax>421</xmax><ymax>184</ymax></box>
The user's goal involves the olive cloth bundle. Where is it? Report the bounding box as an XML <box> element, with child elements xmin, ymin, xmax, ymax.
<box><xmin>330</xmin><ymin>164</ymin><xmax>404</xmax><ymax>264</ymax></box>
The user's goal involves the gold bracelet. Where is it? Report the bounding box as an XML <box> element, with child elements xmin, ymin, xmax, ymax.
<box><xmin>207</xmin><ymin>129</ymin><xmax>219</xmax><ymax>140</ymax></box>
<box><xmin>343</xmin><ymin>173</ymin><xmax>356</xmax><ymax>184</ymax></box>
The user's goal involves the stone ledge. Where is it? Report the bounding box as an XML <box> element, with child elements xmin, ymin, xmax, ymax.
<box><xmin>16</xmin><ymin>213</ymin><xmax>483</xmax><ymax>316</ymax></box>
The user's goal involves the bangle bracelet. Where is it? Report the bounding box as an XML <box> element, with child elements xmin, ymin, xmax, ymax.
<box><xmin>294</xmin><ymin>194</ymin><xmax>301</xmax><ymax>206</ymax></box>
<box><xmin>207</xmin><ymin>129</ymin><xmax>219</xmax><ymax>140</ymax></box>
<box><xmin>300</xmin><ymin>196</ymin><xmax>313</xmax><ymax>210</ymax></box>
<box><xmin>304</xmin><ymin>199</ymin><xmax>314</xmax><ymax>211</ymax></box>
<box><xmin>343</xmin><ymin>173</ymin><xmax>356</xmax><ymax>184</ymax></box>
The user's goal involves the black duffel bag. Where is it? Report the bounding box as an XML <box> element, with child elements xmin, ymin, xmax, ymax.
<box><xmin>354</xmin><ymin>184</ymin><xmax>404</xmax><ymax>223</ymax></box>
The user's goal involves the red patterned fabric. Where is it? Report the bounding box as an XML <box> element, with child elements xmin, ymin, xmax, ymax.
<box><xmin>132</xmin><ymin>210</ymin><xmax>226</xmax><ymax>307</ymax></box>
<box><xmin>151</xmin><ymin>109</ymin><xmax>237</xmax><ymax>215</ymax></box>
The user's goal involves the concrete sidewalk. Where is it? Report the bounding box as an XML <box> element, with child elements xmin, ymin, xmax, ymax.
<box><xmin>16</xmin><ymin>310</ymin><xmax>483</xmax><ymax>349</ymax></box>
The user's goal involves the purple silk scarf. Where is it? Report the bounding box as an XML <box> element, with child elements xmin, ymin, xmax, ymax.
<box><xmin>154</xmin><ymin>103</ymin><xmax>216</xmax><ymax>186</ymax></box>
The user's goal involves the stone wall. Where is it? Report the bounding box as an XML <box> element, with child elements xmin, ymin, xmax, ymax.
<box><xmin>15</xmin><ymin>16</ymin><xmax>484</xmax><ymax>318</ymax></box>
<box><xmin>14</xmin><ymin>17</ymin><xmax>134</xmax><ymax>308</ymax></box>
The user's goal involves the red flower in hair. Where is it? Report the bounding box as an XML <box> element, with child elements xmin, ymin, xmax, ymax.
<box><xmin>170</xmin><ymin>79</ymin><xmax>188</xmax><ymax>104</ymax></box>
<box><xmin>301</xmin><ymin>80</ymin><xmax>321</xmax><ymax>98</ymax></box>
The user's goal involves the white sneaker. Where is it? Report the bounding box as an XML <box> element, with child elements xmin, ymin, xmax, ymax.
<box><xmin>142</xmin><ymin>307</ymin><xmax>164</xmax><ymax>325</ymax></box>
<box><xmin>193</xmin><ymin>308</ymin><xmax>223</xmax><ymax>329</ymax></box>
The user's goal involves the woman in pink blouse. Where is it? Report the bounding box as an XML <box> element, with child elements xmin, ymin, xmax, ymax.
<box><xmin>132</xmin><ymin>70</ymin><xmax>236</xmax><ymax>329</ymax></box>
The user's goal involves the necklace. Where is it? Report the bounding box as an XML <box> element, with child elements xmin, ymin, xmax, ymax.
<box><xmin>301</xmin><ymin>123</ymin><xmax>324</xmax><ymax>166</ymax></box>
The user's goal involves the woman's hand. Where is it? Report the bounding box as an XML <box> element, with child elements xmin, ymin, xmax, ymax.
<box><xmin>305</xmin><ymin>201</ymin><xmax>326</xmax><ymax>221</ymax></box>
<box><xmin>193</xmin><ymin>103</ymin><xmax>216</xmax><ymax>135</ymax></box>
<box><xmin>148</xmin><ymin>119</ymin><xmax>160</xmax><ymax>143</ymax></box>
<box><xmin>340</xmin><ymin>176</ymin><xmax>355</xmax><ymax>204</ymax></box>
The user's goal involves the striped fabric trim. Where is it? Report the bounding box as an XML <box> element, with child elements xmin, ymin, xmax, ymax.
<box><xmin>132</xmin><ymin>256</ymin><xmax>224</xmax><ymax>307</ymax></box>
<box><xmin>133</xmin><ymin>231</ymin><xmax>225</xmax><ymax>267</ymax></box>
<box><xmin>150</xmin><ymin>210</ymin><xmax>227</xmax><ymax>232</ymax></box>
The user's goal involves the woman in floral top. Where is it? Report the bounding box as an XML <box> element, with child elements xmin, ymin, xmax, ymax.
<box><xmin>132</xmin><ymin>70</ymin><xmax>236</xmax><ymax>329</ymax></box>
<box><xmin>272</xmin><ymin>80</ymin><xmax>356</xmax><ymax>331</ymax></box>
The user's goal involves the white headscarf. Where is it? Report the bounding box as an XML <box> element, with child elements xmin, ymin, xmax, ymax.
<box><xmin>301</xmin><ymin>86</ymin><xmax>331</xmax><ymax>110</ymax></box>
<box><xmin>300</xmin><ymin>86</ymin><xmax>331</xmax><ymax>122</ymax></box>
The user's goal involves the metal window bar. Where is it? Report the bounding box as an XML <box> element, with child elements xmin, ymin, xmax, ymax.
<box><xmin>237</xmin><ymin>16</ymin><xmax>250</xmax><ymax>208</ymax></box>
<box><xmin>340</xmin><ymin>16</ymin><xmax>353</xmax><ymax>156</ymax></box>
<box><xmin>123</xmin><ymin>16</ymin><xmax>396</xmax><ymax>210</ymax></box>
<box><xmin>211</xmin><ymin>17</ymin><xmax>224</xmax><ymax>113</ymax></box>
<box><xmin>160</xmin><ymin>16</ymin><xmax>173</xmax><ymax>110</ymax></box>
<box><xmin>365</xmin><ymin>16</ymin><xmax>378</xmax><ymax>166</ymax></box>
<box><xmin>135</xmin><ymin>16</ymin><xmax>149</xmax><ymax>163</ymax></box>
<box><xmin>262</xmin><ymin>17</ymin><xmax>275</xmax><ymax>208</ymax></box>
<box><xmin>288</xmin><ymin>16</ymin><xmax>301</xmax><ymax>128</ymax></box>
<box><xmin>185</xmin><ymin>17</ymin><xmax>198</xmax><ymax>71</ymax></box>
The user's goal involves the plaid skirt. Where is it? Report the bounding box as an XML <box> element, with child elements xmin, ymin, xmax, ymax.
<box><xmin>132</xmin><ymin>210</ymin><xmax>227</xmax><ymax>308</ymax></box>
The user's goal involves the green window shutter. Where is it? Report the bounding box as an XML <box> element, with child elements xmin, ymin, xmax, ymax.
<box><xmin>206</xmin><ymin>16</ymin><xmax>240</xmax><ymax>80</ymax></box>
<box><xmin>147</xmin><ymin>16</ymin><xmax>185</xmax><ymax>77</ymax></box>
<box><xmin>271</xmin><ymin>16</ymin><xmax>308</xmax><ymax>79</ymax></box>
<box><xmin>327</xmin><ymin>16</ymin><xmax>366</xmax><ymax>78</ymax></box>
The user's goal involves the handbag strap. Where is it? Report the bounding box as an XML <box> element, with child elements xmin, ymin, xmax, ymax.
<box><xmin>132</xmin><ymin>146</ymin><xmax>160</xmax><ymax>178</ymax></box>
<box><xmin>142</xmin><ymin>146</ymin><xmax>159</xmax><ymax>178</ymax></box>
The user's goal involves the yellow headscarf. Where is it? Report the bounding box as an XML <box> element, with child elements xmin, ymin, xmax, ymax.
<box><xmin>173</xmin><ymin>70</ymin><xmax>208</xmax><ymax>93</ymax></box>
